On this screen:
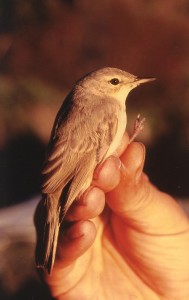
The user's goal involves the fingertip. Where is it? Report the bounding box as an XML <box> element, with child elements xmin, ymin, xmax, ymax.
<box><xmin>66</xmin><ymin>187</ymin><xmax>105</xmax><ymax>221</ymax></box>
<box><xmin>106</xmin><ymin>142</ymin><xmax>146</xmax><ymax>214</ymax></box>
<box><xmin>64</xmin><ymin>220</ymin><xmax>95</xmax><ymax>241</ymax></box>
<box><xmin>56</xmin><ymin>220</ymin><xmax>96</xmax><ymax>265</ymax></box>
<box><xmin>93</xmin><ymin>155</ymin><xmax>121</xmax><ymax>192</ymax></box>
<box><xmin>121</xmin><ymin>142</ymin><xmax>146</xmax><ymax>176</ymax></box>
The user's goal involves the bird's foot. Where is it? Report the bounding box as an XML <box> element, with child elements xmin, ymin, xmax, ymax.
<box><xmin>129</xmin><ymin>114</ymin><xmax>145</xmax><ymax>144</ymax></box>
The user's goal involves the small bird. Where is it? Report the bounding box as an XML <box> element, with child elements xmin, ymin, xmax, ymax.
<box><xmin>35</xmin><ymin>67</ymin><xmax>154</xmax><ymax>273</ymax></box>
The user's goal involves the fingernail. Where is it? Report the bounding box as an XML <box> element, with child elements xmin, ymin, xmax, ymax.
<box><xmin>135</xmin><ymin>143</ymin><xmax>146</xmax><ymax>184</ymax></box>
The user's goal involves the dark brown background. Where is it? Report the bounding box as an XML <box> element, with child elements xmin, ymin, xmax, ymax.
<box><xmin>0</xmin><ymin>2</ymin><xmax>189</xmax><ymax>298</ymax></box>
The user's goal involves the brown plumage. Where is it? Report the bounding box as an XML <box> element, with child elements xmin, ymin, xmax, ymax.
<box><xmin>35</xmin><ymin>67</ymin><xmax>154</xmax><ymax>273</ymax></box>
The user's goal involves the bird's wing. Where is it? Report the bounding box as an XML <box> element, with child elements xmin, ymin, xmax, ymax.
<box><xmin>42</xmin><ymin>125</ymin><xmax>94</xmax><ymax>194</ymax></box>
<box><xmin>42</xmin><ymin>101</ymin><xmax>120</xmax><ymax>195</ymax></box>
<box><xmin>37</xmin><ymin>101</ymin><xmax>120</xmax><ymax>273</ymax></box>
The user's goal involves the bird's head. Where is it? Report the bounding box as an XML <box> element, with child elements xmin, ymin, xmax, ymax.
<box><xmin>77</xmin><ymin>67</ymin><xmax>155</xmax><ymax>106</ymax></box>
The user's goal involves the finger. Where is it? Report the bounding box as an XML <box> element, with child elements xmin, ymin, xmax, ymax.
<box><xmin>93</xmin><ymin>155</ymin><xmax>121</xmax><ymax>191</ymax></box>
<box><xmin>106</xmin><ymin>142</ymin><xmax>145</xmax><ymax>213</ymax></box>
<box><xmin>65</xmin><ymin>187</ymin><xmax>105</xmax><ymax>221</ymax></box>
<box><xmin>107</xmin><ymin>142</ymin><xmax>189</xmax><ymax>234</ymax></box>
<box><xmin>53</xmin><ymin>220</ymin><xmax>96</xmax><ymax>270</ymax></box>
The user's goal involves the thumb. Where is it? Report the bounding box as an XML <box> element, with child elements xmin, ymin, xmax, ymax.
<box><xmin>106</xmin><ymin>142</ymin><xmax>189</xmax><ymax>235</ymax></box>
<box><xmin>106</xmin><ymin>142</ymin><xmax>146</xmax><ymax>215</ymax></box>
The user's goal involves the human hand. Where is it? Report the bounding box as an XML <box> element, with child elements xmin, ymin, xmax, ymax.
<box><xmin>35</xmin><ymin>133</ymin><xmax>189</xmax><ymax>300</ymax></box>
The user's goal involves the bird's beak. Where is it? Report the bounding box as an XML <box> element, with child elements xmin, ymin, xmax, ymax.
<box><xmin>134</xmin><ymin>77</ymin><xmax>156</xmax><ymax>86</ymax></box>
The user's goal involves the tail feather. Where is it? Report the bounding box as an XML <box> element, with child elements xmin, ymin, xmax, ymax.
<box><xmin>35</xmin><ymin>154</ymin><xmax>96</xmax><ymax>274</ymax></box>
<box><xmin>35</xmin><ymin>193</ymin><xmax>61</xmax><ymax>274</ymax></box>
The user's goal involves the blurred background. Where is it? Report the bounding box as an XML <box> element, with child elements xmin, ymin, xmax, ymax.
<box><xmin>0</xmin><ymin>0</ymin><xmax>189</xmax><ymax>299</ymax></box>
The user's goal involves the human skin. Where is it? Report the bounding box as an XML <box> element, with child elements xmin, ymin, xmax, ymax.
<box><xmin>35</xmin><ymin>133</ymin><xmax>189</xmax><ymax>300</ymax></box>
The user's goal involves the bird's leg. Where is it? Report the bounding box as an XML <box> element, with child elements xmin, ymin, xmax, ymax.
<box><xmin>129</xmin><ymin>114</ymin><xmax>145</xmax><ymax>144</ymax></box>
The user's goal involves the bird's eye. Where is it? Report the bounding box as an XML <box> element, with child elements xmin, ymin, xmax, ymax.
<box><xmin>110</xmin><ymin>78</ymin><xmax>120</xmax><ymax>85</ymax></box>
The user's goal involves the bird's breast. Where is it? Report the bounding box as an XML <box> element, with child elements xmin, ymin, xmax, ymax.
<box><xmin>104</xmin><ymin>109</ymin><xmax>127</xmax><ymax>159</ymax></box>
